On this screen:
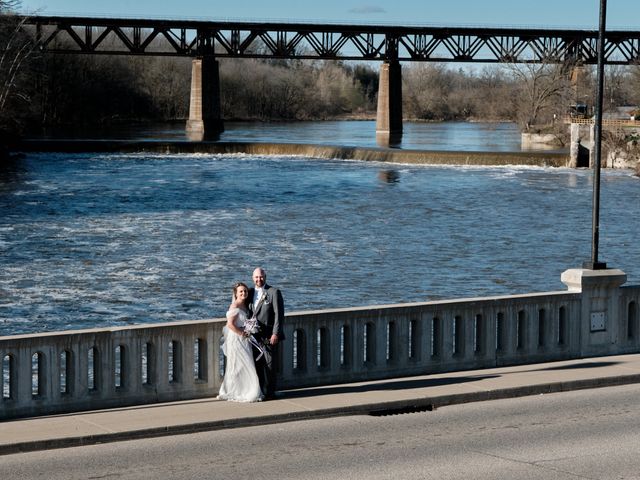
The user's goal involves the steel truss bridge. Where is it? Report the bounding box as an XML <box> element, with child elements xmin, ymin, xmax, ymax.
<box><xmin>19</xmin><ymin>15</ymin><xmax>640</xmax><ymax>64</ymax></box>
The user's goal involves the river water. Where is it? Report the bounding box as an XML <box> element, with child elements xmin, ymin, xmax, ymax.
<box><xmin>2</xmin><ymin>122</ymin><xmax>638</xmax><ymax>336</ymax></box>
<box><xmin>37</xmin><ymin>120</ymin><xmax>549</xmax><ymax>152</ymax></box>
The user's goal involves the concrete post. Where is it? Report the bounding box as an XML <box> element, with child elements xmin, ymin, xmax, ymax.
<box><xmin>569</xmin><ymin>123</ymin><xmax>580</xmax><ymax>168</ymax></box>
<box><xmin>376</xmin><ymin>61</ymin><xmax>403</xmax><ymax>146</ymax></box>
<box><xmin>561</xmin><ymin>268</ymin><xmax>627</xmax><ymax>357</ymax></box>
<box><xmin>589</xmin><ymin>124</ymin><xmax>596</xmax><ymax>168</ymax></box>
<box><xmin>569</xmin><ymin>123</ymin><xmax>593</xmax><ymax>168</ymax></box>
<box><xmin>186</xmin><ymin>57</ymin><xmax>223</xmax><ymax>141</ymax></box>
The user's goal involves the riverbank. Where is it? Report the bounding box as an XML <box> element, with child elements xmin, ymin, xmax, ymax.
<box><xmin>17</xmin><ymin>140</ymin><xmax>570</xmax><ymax>167</ymax></box>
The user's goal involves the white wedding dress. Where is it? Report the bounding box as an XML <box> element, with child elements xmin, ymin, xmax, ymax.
<box><xmin>217</xmin><ymin>307</ymin><xmax>263</xmax><ymax>402</ymax></box>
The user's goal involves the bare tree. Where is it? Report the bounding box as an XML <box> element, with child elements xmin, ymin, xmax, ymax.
<box><xmin>603</xmin><ymin>65</ymin><xmax>635</xmax><ymax>111</ymax></box>
<box><xmin>627</xmin><ymin>64</ymin><xmax>640</xmax><ymax>106</ymax></box>
<box><xmin>504</xmin><ymin>62</ymin><xmax>572</xmax><ymax>132</ymax></box>
<box><xmin>403</xmin><ymin>63</ymin><xmax>455</xmax><ymax>120</ymax></box>
<box><xmin>0</xmin><ymin>1</ymin><xmax>37</xmax><ymax>131</ymax></box>
<box><xmin>473</xmin><ymin>67</ymin><xmax>516</xmax><ymax>120</ymax></box>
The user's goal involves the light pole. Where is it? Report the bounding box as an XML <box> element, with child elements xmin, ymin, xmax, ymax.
<box><xmin>584</xmin><ymin>0</ymin><xmax>608</xmax><ymax>270</ymax></box>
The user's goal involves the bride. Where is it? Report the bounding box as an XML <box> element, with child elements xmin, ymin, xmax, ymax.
<box><xmin>217</xmin><ymin>282</ymin><xmax>263</xmax><ymax>402</ymax></box>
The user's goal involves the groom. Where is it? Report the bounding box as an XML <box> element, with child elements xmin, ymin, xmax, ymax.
<box><xmin>247</xmin><ymin>267</ymin><xmax>285</xmax><ymax>399</ymax></box>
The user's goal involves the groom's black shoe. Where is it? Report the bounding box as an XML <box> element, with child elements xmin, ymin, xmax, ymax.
<box><xmin>264</xmin><ymin>391</ymin><xmax>281</xmax><ymax>400</ymax></box>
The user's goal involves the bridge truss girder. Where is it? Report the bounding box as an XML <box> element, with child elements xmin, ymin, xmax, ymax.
<box><xmin>23</xmin><ymin>16</ymin><xmax>640</xmax><ymax>64</ymax></box>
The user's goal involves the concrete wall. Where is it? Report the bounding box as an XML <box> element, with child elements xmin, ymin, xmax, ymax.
<box><xmin>569</xmin><ymin>123</ymin><xmax>594</xmax><ymax>168</ymax></box>
<box><xmin>521</xmin><ymin>133</ymin><xmax>563</xmax><ymax>149</ymax></box>
<box><xmin>2</xmin><ymin>269</ymin><xmax>638</xmax><ymax>420</ymax></box>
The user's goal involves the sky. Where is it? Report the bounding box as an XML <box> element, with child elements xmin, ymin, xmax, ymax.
<box><xmin>17</xmin><ymin>0</ymin><xmax>640</xmax><ymax>30</ymax></box>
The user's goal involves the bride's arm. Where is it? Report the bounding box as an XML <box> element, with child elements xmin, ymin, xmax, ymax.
<box><xmin>225</xmin><ymin>309</ymin><xmax>245</xmax><ymax>337</ymax></box>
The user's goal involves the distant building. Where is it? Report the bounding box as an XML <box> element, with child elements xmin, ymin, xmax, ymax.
<box><xmin>603</xmin><ymin>105</ymin><xmax>639</xmax><ymax>120</ymax></box>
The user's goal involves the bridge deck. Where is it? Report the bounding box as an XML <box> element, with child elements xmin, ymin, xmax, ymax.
<box><xmin>21</xmin><ymin>15</ymin><xmax>640</xmax><ymax>64</ymax></box>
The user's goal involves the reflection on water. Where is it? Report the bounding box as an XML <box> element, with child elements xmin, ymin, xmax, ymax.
<box><xmin>0</xmin><ymin>153</ymin><xmax>638</xmax><ymax>336</ymax></box>
<box><xmin>377</xmin><ymin>169</ymin><xmax>400</xmax><ymax>183</ymax></box>
<box><xmin>32</xmin><ymin>120</ymin><xmax>564</xmax><ymax>153</ymax></box>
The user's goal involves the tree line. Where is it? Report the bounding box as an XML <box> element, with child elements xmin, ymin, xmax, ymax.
<box><xmin>0</xmin><ymin>52</ymin><xmax>609</xmax><ymax>132</ymax></box>
<box><xmin>6</xmin><ymin>46</ymin><xmax>640</xmax><ymax>133</ymax></box>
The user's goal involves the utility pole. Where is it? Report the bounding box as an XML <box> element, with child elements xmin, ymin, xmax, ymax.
<box><xmin>584</xmin><ymin>0</ymin><xmax>608</xmax><ymax>270</ymax></box>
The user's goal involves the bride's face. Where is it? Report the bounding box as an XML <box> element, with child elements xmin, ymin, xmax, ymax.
<box><xmin>235</xmin><ymin>286</ymin><xmax>248</xmax><ymax>300</ymax></box>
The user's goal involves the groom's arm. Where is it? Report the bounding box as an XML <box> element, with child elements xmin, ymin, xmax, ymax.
<box><xmin>271</xmin><ymin>288</ymin><xmax>284</xmax><ymax>340</ymax></box>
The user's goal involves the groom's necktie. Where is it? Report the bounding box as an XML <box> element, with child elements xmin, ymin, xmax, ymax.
<box><xmin>254</xmin><ymin>288</ymin><xmax>263</xmax><ymax>311</ymax></box>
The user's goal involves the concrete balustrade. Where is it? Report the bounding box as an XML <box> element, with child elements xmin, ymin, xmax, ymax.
<box><xmin>279</xmin><ymin>290</ymin><xmax>583</xmax><ymax>390</ymax></box>
<box><xmin>2</xmin><ymin>269</ymin><xmax>639</xmax><ymax>420</ymax></box>
<box><xmin>1</xmin><ymin>320</ymin><xmax>221</xmax><ymax>419</ymax></box>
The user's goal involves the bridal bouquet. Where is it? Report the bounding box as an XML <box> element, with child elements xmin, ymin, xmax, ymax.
<box><xmin>243</xmin><ymin>317</ymin><xmax>259</xmax><ymax>336</ymax></box>
<box><xmin>243</xmin><ymin>317</ymin><xmax>265</xmax><ymax>361</ymax></box>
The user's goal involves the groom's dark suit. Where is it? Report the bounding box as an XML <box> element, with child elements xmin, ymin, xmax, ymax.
<box><xmin>247</xmin><ymin>284</ymin><xmax>284</xmax><ymax>397</ymax></box>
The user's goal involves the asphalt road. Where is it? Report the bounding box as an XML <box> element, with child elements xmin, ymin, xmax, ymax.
<box><xmin>4</xmin><ymin>383</ymin><xmax>640</xmax><ymax>480</ymax></box>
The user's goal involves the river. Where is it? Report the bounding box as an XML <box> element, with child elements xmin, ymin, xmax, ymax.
<box><xmin>1</xmin><ymin>121</ymin><xmax>637</xmax><ymax>336</ymax></box>
<box><xmin>35</xmin><ymin>119</ymin><xmax>558</xmax><ymax>152</ymax></box>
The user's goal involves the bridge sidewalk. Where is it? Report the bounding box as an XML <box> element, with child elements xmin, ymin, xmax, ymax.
<box><xmin>3</xmin><ymin>353</ymin><xmax>640</xmax><ymax>455</ymax></box>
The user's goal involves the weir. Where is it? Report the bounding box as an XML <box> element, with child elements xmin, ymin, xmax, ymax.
<box><xmin>2</xmin><ymin>268</ymin><xmax>638</xmax><ymax>421</ymax></box>
<box><xmin>16</xmin><ymin>140</ymin><xmax>570</xmax><ymax>167</ymax></box>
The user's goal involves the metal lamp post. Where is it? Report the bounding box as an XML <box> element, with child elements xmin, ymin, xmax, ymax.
<box><xmin>584</xmin><ymin>0</ymin><xmax>608</xmax><ymax>270</ymax></box>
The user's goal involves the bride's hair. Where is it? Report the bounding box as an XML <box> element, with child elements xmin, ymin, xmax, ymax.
<box><xmin>232</xmin><ymin>282</ymin><xmax>248</xmax><ymax>299</ymax></box>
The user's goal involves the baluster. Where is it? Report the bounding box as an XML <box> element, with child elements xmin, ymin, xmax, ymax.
<box><xmin>96</xmin><ymin>336</ymin><xmax>112</xmax><ymax>397</ymax></box>
<box><xmin>328</xmin><ymin>322</ymin><xmax>341</xmax><ymax>375</ymax></box>
<box><xmin>430</xmin><ymin>315</ymin><xmax>442</xmax><ymax>362</ymax></box>
<box><xmin>16</xmin><ymin>347</ymin><xmax>32</xmax><ymax>406</ymax></box>
<box><xmin>304</xmin><ymin>328</ymin><xmax>314</xmax><ymax>374</ymax></box>
<box><xmin>279</xmin><ymin>324</ymin><xmax>294</xmax><ymax>383</ymax></box>
<box><xmin>152</xmin><ymin>336</ymin><xmax>168</xmax><ymax>396</ymax></box>
<box><xmin>462</xmin><ymin>312</ymin><xmax>474</xmax><ymax>361</ymax></box>
<box><xmin>76</xmin><ymin>341</ymin><xmax>89</xmax><ymax>397</ymax></box>
<box><xmin>126</xmin><ymin>338</ymin><xmax>141</xmax><ymax>395</ymax></box>
<box><xmin>41</xmin><ymin>345</ymin><xmax>55</xmax><ymax>401</ymax></box>
<box><xmin>183</xmin><ymin>333</ymin><xmax>195</xmax><ymax>388</ymax></box>
<box><xmin>208</xmin><ymin>327</ymin><xmax>221</xmax><ymax>391</ymax></box>
<box><xmin>503</xmin><ymin>307</ymin><xmax>516</xmax><ymax>356</ymax></box>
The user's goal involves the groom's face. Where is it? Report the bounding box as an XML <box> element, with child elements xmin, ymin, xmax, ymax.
<box><xmin>253</xmin><ymin>270</ymin><xmax>266</xmax><ymax>288</ymax></box>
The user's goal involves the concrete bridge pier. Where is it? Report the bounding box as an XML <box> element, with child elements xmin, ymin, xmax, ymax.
<box><xmin>186</xmin><ymin>56</ymin><xmax>223</xmax><ymax>141</ymax></box>
<box><xmin>569</xmin><ymin>122</ymin><xmax>594</xmax><ymax>168</ymax></box>
<box><xmin>376</xmin><ymin>61</ymin><xmax>403</xmax><ymax>147</ymax></box>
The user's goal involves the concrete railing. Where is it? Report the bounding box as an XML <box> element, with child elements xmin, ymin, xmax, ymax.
<box><xmin>1</xmin><ymin>268</ymin><xmax>639</xmax><ymax>420</ymax></box>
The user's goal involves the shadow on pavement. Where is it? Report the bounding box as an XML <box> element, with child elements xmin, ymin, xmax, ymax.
<box><xmin>282</xmin><ymin>374</ymin><xmax>501</xmax><ymax>399</ymax></box>
<box><xmin>522</xmin><ymin>361</ymin><xmax>621</xmax><ymax>373</ymax></box>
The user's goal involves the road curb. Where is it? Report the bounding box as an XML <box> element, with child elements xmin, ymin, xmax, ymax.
<box><xmin>3</xmin><ymin>373</ymin><xmax>640</xmax><ymax>456</ymax></box>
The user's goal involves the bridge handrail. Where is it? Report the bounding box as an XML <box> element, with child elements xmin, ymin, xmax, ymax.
<box><xmin>2</xmin><ymin>281</ymin><xmax>640</xmax><ymax>420</ymax></box>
